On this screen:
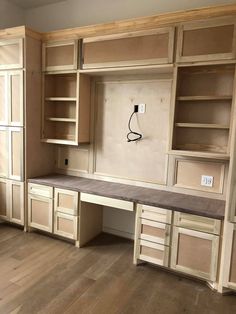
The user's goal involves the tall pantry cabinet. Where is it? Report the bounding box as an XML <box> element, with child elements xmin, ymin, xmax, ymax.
<box><xmin>0</xmin><ymin>27</ymin><xmax>55</xmax><ymax>226</ymax></box>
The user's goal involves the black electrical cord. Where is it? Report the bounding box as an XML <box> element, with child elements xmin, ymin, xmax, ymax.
<box><xmin>127</xmin><ymin>111</ymin><xmax>143</xmax><ymax>142</ymax></box>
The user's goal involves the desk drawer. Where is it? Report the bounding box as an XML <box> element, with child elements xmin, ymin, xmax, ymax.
<box><xmin>174</xmin><ymin>212</ymin><xmax>221</xmax><ymax>235</ymax></box>
<box><xmin>54</xmin><ymin>188</ymin><xmax>78</xmax><ymax>215</ymax></box>
<box><xmin>138</xmin><ymin>204</ymin><xmax>172</xmax><ymax>224</ymax></box>
<box><xmin>28</xmin><ymin>183</ymin><xmax>53</xmax><ymax>199</ymax></box>
<box><xmin>54</xmin><ymin>211</ymin><xmax>78</xmax><ymax>240</ymax></box>
<box><xmin>140</xmin><ymin>218</ymin><xmax>171</xmax><ymax>246</ymax></box>
<box><xmin>138</xmin><ymin>239</ymin><xmax>169</xmax><ymax>267</ymax></box>
<box><xmin>80</xmin><ymin>193</ymin><xmax>133</xmax><ymax>211</ymax></box>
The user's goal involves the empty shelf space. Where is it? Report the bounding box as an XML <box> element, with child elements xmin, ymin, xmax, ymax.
<box><xmin>45</xmin><ymin>117</ymin><xmax>76</xmax><ymax>123</ymax></box>
<box><xmin>177</xmin><ymin>96</ymin><xmax>232</xmax><ymax>101</ymax></box>
<box><xmin>45</xmin><ymin>97</ymin><xmax>77</xmax><ymax>102</ymax></box>
<box><xmin>175</xmin><ymin>123</ymin><xmax>230</xmax><ymax>129</ymax></box>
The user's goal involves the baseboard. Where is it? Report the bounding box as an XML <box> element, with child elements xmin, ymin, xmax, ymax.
<box><xmin>103</xmin><ymin>226</ymin><xmax>134</xmax><ymax>240</ymax></box>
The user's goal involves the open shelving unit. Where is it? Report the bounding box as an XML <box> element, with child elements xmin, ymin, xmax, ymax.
<box><xmin>171</xmin><ymin>64</ymin><xmax>235</xmax><ymax>159</ymax></box>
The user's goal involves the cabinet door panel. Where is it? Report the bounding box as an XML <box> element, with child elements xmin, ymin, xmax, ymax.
<box><xmin>54</xmin><ymin>188</ymin><xmax>78</xmax><ymax>215</ymax></box>
<box><xmin>0</xmin><ymin>127</ymin><xmax>8</xmax><ymax>178</ymax></box>
<box><xmin>9</xmin><ymin>181</ymin><xmax>24</xmax><ymax>225</ymax></box>
<box><xmin>138</xmin><ymin>239</ymin><xmax>169</xmax><ymax>267</ymax></box>
<box><xmin>28</xmin><ymin>195</ymin><xmax>53</xmax><ymax>232</ymax></box>
<box><xmin>0</xmin><ymin>39</ymin><xmax>23</xmax><ymax>70</ymax></box>
<box><xmin>8</xmin><ymin>127</ymin><xmax>24</xmax><ymax>181</ymax></box>
<box><xmin>0</xmin><ymin>72</ymin><xmax>7</xmax><ymax>125</ymax></box>
<box><xmin>139</xmin><ymin>218</ymin><xmax>171</xmax><ymax>246</ymax></box>
<box><xmin>8</xmin><ymin>71</ymin><xmax>23</xmax><ymax>126</ymax></box>
<box><xmin>0</xmin><ymin>179</ymin><xmax>8</xmax><ymax>219</ymax></box>
<box><xmin>171</xmin><ymin>227</ymin><xmax>219</xmax><ymax>281</ymax></box>
<box><xmin>54</xmin><ymin>211</ymin><xmax>78</xmax><ymax>240</ymax></box>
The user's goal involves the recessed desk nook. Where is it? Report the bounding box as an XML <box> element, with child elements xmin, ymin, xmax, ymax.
<box><xmin>1</xmin><ymin>5</ymin><xmax>236</xmax><ymax>295</ymax></box>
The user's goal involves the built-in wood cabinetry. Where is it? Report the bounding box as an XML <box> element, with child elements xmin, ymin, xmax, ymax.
<box><xmin>176</xmin><ymin>18</ymin><xmax>236</xmax><ymax>63</ymax></box>
<box><xmin>0</xmin><ymin>38</ymin><xmax>23</xmax><ymax>70</ymax></box>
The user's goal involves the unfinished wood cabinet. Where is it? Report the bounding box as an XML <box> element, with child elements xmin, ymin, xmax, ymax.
<box><xmin>0</xmin><ymin>38</ymin><xmax>23</xmax><ymax>70</ymax></box>
<box><xmin>42</xmin><ymin>72</ymin><xmax>91</xmax><ymax>145</ymax></box>
<box><xmin>54</xmin><ymin>211</ymin><xmax>78</xmax><ymax>240</ymax></box>
<box><xmin>9</xmin><ymin>127</ymin><xmax>24</xmax><ymax>181</ymax></box>
<box><xmin>139</xmin><ymin>204</ymin><xmax>172</xmax><ymax>224</ymax></box>
<box><xmin>54</xmin><ymin>188</ymin><xmax>78</xmax><ymax>215</ymax></box>
<box><xmin>82</xmin><ymin>28</ymin><xmax>174</xmax><ymax>69</ymax></box>
<box><xmin>0</xmin><ymin>72</ymin><xmax>7</xmax><ymax>125</ymax></box>
<box><xmin>171</xmin><ymin>64</ymin><xmax>235</xmax><ymax>158</ymax></box>
<box><xmin>9</xmin><ymin>180</ymin><xmax>24</xmax><ymax>225</ymax></box>
<box><xmin>226</xmin><ymin>224</ymin><xmax>236</xmax><ymax>290</ymax></box>
<box><xmin>0</xmin><ymin>126</ymin><xmax>8</xmax><ymax>178</ymax></box>
<box><xmin>171</xmin><ymin>226</ymin><xmax>220</xmax><ymax>281</ymax></box>
<box><xmin>28</xmin><ymin>184</ymin><xmax>53</xmax><ymax>232</ymax></box>
<box><xmin>0</xmin><ymin>178</ymin><xmax>8</xmax><ymax>220</ymax></box>
<box><xmin>177</xmin><ymin>18</ymin><xmax>236</xmax><ymax>62</ymax></box>
<box><xmin>42</xmin><ymin>40</ymin><xmax>78</xmax><ymax>71</ymax></box>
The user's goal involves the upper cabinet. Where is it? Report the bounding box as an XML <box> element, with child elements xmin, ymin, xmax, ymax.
<box><xmin>42</xmin><ymin>40</ymin><xmax>78</xmax><ymax>71</ymax></box>
<box><xmin>82</xmin><ymin>28</ymin><xmax>175</xmax><ymax>69</ymax></box>
<box><xmin>0</xmin><ymin>38</ymin><xmax>24</xmax><ymax>70</ymax></box>
<box><xmin>176</xmin><ymin>18</ymin><xmax>236</xmax><ymax>63</ymax></box>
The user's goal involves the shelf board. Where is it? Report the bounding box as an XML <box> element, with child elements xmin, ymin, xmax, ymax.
<box><xmin>168</xmin><ymin>150</ymin><xmax>230</xmax><ymax>160</ymax></box>
<box><xmin>177</xmin><ymin>96</ymin><xmax>232</xmax><ymax>101</ymax></box>
<box><xmin>46</xmin><ymin>117</ymin><xmax>76</xmax><ymax>123</ymax></box>
<box><xmin>41</xmin><ymin>138</ymin><xmax>77</xmax><ymax>146</ymax></box>
<box><xmin>175</xmin><ymin>123</ymin><xmax>230</xmax><ymax>129</ymax></box>
<box><xmin>45</xmin><ymin>97</ymin><xmax>77</xmax><ymax>102</ymax></box>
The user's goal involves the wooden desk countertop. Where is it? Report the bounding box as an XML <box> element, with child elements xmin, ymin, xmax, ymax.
<box><xmin>28</xmin><ymin>174</ymin><xmax>225</xmax><ymax>220</ymax></box>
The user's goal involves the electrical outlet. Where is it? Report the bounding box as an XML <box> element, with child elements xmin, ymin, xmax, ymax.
<box><xmin>201</xmin><ymin>175</ymin><xmax>214</xmax><ymax>187</ymax></box>
<box><xmin>138</xmin><ymin>103</ymin><xmax>146</xmax><ymax>113</ymax></box>
<box><xmin>64</xmin><ymin>159</ymin><xmax>68</xmax><ymax>166</ymax></box>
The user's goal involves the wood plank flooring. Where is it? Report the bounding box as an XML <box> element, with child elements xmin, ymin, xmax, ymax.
<box><xmin>0</xmin><ymin>223</ymin><xmax>236</xmax><ymax>314</ymax></box>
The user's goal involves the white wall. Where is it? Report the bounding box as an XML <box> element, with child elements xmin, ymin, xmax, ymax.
<box><xmin>25</xmin><ymin>0</ymin><xmax>235</xmax><ymax>32</ymax></box>
<box><xmin>0</xmin><ymin>0</ymin><xmax>24</xmax><ymax>29</ymax></box>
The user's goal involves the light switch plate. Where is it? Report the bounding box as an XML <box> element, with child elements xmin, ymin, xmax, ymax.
<box><xmin>201</xmin><ymin>175</ymin><xmax>214</xmax><ymax>187</ymax></box>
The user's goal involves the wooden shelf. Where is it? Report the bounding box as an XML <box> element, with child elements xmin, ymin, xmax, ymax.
<box><xmin>45</xmin><ymin>97</ymin><xmax>77</xmax><ymax>102</ymax></box>
<box><xmin>177</xmin><ymin>96</ymin><xmax>232</xmax><ymax>101</ymax></box>
<box><xmin>175</xmin><ymin>123</ymin><xmax>230</xmax><ymax>129</ymax></box>
<box><xmin>46</xmin><ymin>117</ymin><xmax>76</xmax><ymax>123</ymax></box>
<box><xmin>41</xmin><ymin>138</ymin><xmax>77</xmax><ymax>146</ymax></box>
<box><xmin>168</xmin><ymin>150</ymin><xmax>230</xmax><ymax>160</ymax></box>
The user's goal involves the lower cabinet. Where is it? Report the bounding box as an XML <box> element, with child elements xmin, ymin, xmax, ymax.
<box><xmin>0</xmin><ymin>178</ymin><xmax>24</xmax><ymax>225</ymax></box>
<box><xmin>54</xmin><ymin>211</ymin><xmax>78</xmax><ymax>240</ymax></box>
<box><xmin>170</xmin><ymin>227</ymin><xmax>220</xmax><ymax>281</ymax></box>
<box><xmin>226</xmin><ymin>224</ymin><xmax>236</xmax><ymax>290</ymax></box>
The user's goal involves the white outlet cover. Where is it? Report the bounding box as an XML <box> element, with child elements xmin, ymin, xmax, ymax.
<box><xmin>201</xmin><ymin>175</ymin><xmax>214</xmax><ymax>187</ymax></box>
<box><xmin>138</xmin><ymin>103</ymin><xmax>146</xmax><ymax>113</ymax></box>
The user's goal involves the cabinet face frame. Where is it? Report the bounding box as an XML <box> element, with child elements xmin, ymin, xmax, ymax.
<box><xmin>28</xmin><ymin>194</ymin><xmax>53</xmax><ymax>232</ymax></box>
<box><xmin>42</xmin><ymin>40</ymin><xmax>78</xmax><ymax>72</ymax></box>
<box><xmin>9</xmin><ymin>180</ymin><xmax>24</xmax><ymax>225</ymax></box>
<box><xmin>54</xmin><ymin>188</ymin><xmax>78</xmax><ymax>215</ymax></box>
<box><xmin>8</xmin><ymin>70</ymin><xmax>24</xmax><ymax>126</ymax></box>
<box><xmin>0</xmin><ymin>178</ymin><xmax>9</xmax><ymax>220</ymax></box>
<box><xmin>0</xmin><ymin>126</ymin><xmax>8</xmax><ymax>178</ymax></box>
<box><xmin>0</xmin><ymin>38</ymin><xmax>24</xmax><ymax>70</ymax></box>
<box><xmin>8</xmin><ymin>127</ymin><xmax>24</xmax><ymax>181</ymax></box>
<box><xmin>0</xmin><ymin>72</ymin><xmax>8</xmax><ymax>125</ymax></box>
<box><xmin>171</xmin><ymin>227</ymin><xmax>219</xmax><ymax>281</ymax></box>
<box><xmin>54</xmin><ymin>211</ymin><xmax>78</xmax><ymax>240</ymax></box>
<box><xmin>82</xmin><ymin>27</ymin><xmax>175</xmax><ymax>69</ymax></box>
<box><xmin>176</xmin><ymin>18</ymin><xmax>236</xmax><ymax>63</ymax></box>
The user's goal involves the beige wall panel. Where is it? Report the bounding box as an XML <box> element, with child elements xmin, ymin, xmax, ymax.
<box><xmin>0</xmin><ymin>180</ymin><xmax>7</xmax><ymax>217</ymax></box>
<box><xmin>57</xmin><ymin>146</ymin><xmax>89</xmax><ymax>173</ymax></box>
<box><xmin>94</xmin><ymin>78</ymin><xmax>172</xmax><ymax>184</ymax></box>
<box><xmin>174</xmin><ymin>159</ymin><xmax>225</xmax><ymax>193</ymax></box>
<box><xmin>177</xmin><ymin>233</ymin><xmax>212</xmax><ymax>273</ymax></box>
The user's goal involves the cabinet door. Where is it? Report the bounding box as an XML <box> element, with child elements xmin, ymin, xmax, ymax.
<box><xmin>9</xmin><ymin>180</ymin><xmax>24</xmax><ymax>225</ymax></box>
<box><xmin>0</xmin><ymin>178</ymin><xmax>8</xmax><ymax>220</ymax></box>
<box><xmin>8</xmin><ymin>127</ymin><xmax>24</xmax><ymax>181</ymax></box>
<box><xmin>224</xmin><ymin>224</ymin><xmax>236</xmax><ymax>290</ymax></box>
<box><xmin>0</xmin><ymin>127</ymin><xmax>8</xmax><ymax>178</ymax></box>
<box><xmin>54</xmin><ymin>211</ymin><xmax>78</xmax><ymax>240</ymax></box>
<box><xmin>0</xmin><ymin>72</ymin><xmax>8</xmax><ymax>125</ymax></box>
<box><xmin>54</xmin><ymin>188</ymin><xmax>78</xmax><ymax>215</ymax></box>
<box><xmin>177</xmin><ymin>18</ymin><xmax>236</xmax><ymax>62</ymax></box>
<box><xmin>8</xmin><ymin>71</ymin><xmax>24</xmax><ymax>126</ymax></box>
<box><xmin>42</xmin><ymin>40</ymin><xmax>78</xmax><ymax>71</ymax></box>
<box><xmin>28</xmin><ymin>194</ymin><xmax>53</xmax><ymax>232</ymax></box>
<box><xmin>0</xmin><ymin>38</ymin><xmax>23</xmax><ymax>70</ymax></box>
<box><xmin>171</xmin><ymin>227</ymin><xmax>219</xmax><ymax>281</ymax></box>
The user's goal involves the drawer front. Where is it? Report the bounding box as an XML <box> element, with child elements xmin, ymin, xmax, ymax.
<box><xmin>80</xmin><ymin>193</ymin><xmax>133</xmax><ymax>211</ymax></box>
<box><xmin>54</xmin><ymin>188</ymin><xmax>78</xmax><ymax>215</ymax></box>
<box><xmin>139</xmin><ymin>218</ymin><xmax>171</xmax><ymax>246</ymax></box>
<box><xmin>28</xmin><ymin>183</ymin><xmax>53</xmax><ymax>199</ymax></box>
<box><xmin>28</xmin><ymin>194</ymin><xmax>53</xmax><ymax>232</ymax></box>
<box><xmin>138</xmin><ymin>239</ymin><xmax>169</xmax><ymax>267</ymax></box>
<box><xmin>138</xmin><ymin>204</ymin><xmax>172</xmax><ymax>224</ymax></box>
<box><xmin>174</xmin><ymin>212</ymin><xmax>221</xmax><ymax>235</ymax></box>
<box><xmin>54</xmin><ymin>211</ymin><xmax>78</xmax><ymax>240</ymax></box>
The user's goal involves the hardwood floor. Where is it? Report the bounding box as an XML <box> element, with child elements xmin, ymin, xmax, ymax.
<box><xmin>0</xmin><ymin>224</ymin><xmax>236</xmax><ymax>314</ymax></box>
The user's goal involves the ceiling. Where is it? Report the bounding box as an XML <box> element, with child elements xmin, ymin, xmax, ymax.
<box><xmin>8</xmin><ymin>0</ymin><xmax>66</xmax><ymax>9</ymax></box>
